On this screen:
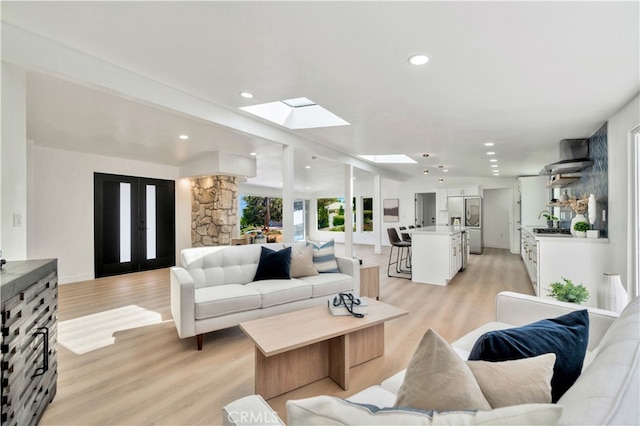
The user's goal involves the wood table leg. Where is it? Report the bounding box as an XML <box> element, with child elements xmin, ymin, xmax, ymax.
<box><xmin>328</xmin><ymin>334</ymin><xmax>349</xmax><ymax>390</ymax></box>
<box><xmin>254</xmin><ymin>342</ymin><xmax>329</xmax><ymax>399</ymax></box>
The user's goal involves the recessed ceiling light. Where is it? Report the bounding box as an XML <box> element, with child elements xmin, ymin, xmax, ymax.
<box><xmin>438</xmin><ymin>178</ymin><xmax>444</xmax><ymax>183</ymax></box>
<box><xmin>486</xmin><ymin>151</ymin><xmax>495</xmax><ymax>155</ymax></box>
<box><xmin>305</xmin><ymin>165</ymin><xmax>311</xmax><ymax>169</ymax></box>
<box><xmin>179</xmin><ymin>134</ymin><xmax>189</xmax><ymax>140</ymax></box>
<box><xmin>442</xmin><ymin>169</ymin><xmax>449</xmax><ymax>172</ymax></box>
<box><xmin>250</xmin><ymin>152</ymin><xmax>257</xmax><ymax>156</ymax></box>
<box><xmin>423</xmin><ymin>169</ymin><xmax>429</xmax><ymax>174</ymax></box>
<box><xmin>484</xmin><ymin>142</ymin><xmax>495</xmax><ymax>146</ymax></box>
<box><xmin>408</xmin><ymin>54</ymin><xmax>430</xmax><ymax>65</ymax></box>
<box><xmin>240</xmin><ymin>92</ymin><xmax>254</xmax><ymax>99</ymax></box>
<box><xmin>491</xmin><ymin>165</ymin><xmax>498</xmax><ymax>168</ymax></box>
<box><xmin>490</xmin><ymin>159</ymin><xmax>498</xmax><ymax>162</ymax></box>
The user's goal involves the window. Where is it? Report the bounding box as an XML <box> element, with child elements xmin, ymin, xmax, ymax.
<box><xmin>362</xmin><ymin>197</ymin><xmax>373</xmax><ymax>232</ymax></box>
<box><xmin>317</xmin><ymin>197</ymin><xmax>345</xmax><ymax>231</ymax></box>
<box><xmin>293</xmin><ymin>200</ymin><xmax>306</xmax><ymax>241</ymax></box>
<box><xmin>633</xmin><ymin>127</ymin><xmax>640</xmax><ymax>298</ymax></box>
<box><xmin>240</xmin><ymin>195</ymin><xmax>283</xmax><ymax>242</ymax></box>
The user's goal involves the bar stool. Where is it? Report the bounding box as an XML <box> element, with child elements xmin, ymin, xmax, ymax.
<box><xmin>397</xmin><ymin>226</ymin><xmax>412</xmax><ymax>268</ymax></box>
<box><xmin>387</xmin><ymin>227</ymin><xmax>411</xmax><ymax>279</ymax></box>
<box><xmin>398</xmin><ymin>226</ymin><xmax>412</xmax><ymax>243</ymax></box>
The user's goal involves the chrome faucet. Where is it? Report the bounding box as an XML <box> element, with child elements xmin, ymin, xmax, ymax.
<box><xmin>537</xmin><ymin>210</ymin><xmax>551</xmax><ymax>219</ymax></box>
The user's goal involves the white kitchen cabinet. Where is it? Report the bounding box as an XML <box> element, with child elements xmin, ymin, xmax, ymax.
<box><xmin>521</xmin><ymin>227</ymin><xmax>609</xmax><ymax>308</ymax></box>
<box><xmin>410</xmin><ymin>227</ymin><xmax>464</xmax><ymax>286</ymax></box>
<box><xmin>447</xmin><ymin>185</ymin><xmax>482</xmax><ymax>197</ymax></box>
<box><xmin>519</xmin><ymin>176</ymin><xmax>550</xmax><ymax>227</ymax></box>
<box><xmin>450</xmin><ymin>233</ymin><xmax>463</xmax><ymax>278</ymax></box>
<box><xmin>520</xmin><ymin>229</ymin><xmax>539</xmax><ymax>295</ymax></box>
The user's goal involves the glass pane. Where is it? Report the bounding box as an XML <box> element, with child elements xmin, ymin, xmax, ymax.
<box><xmin>317</xmin><ymin>197</ymin><xmax>345</xmax><ymax>232</ymax></box>
<box><xmin>146</xmin><ymin>185</ymin><xmax>156</xmax><ymax>260</ymax></box>
<box><xmin>119</xmin><ymin>183</ymin><xmax>131</xmax><ymax>263</ymax></box>
<box><xmin>363</xmin><ymin>197</ymin><xmax>373</xmax><ymax>232</ymax></box>
<box><xmin>293</xmin><ymin>200</ymin><xmax>305</xmax><ymax>241</ymax></box>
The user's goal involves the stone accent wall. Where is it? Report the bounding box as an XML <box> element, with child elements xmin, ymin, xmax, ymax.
<box><xmin>191</xmin><ymin>175</ymin><xmax>238</xmax><ymax>246</ymax></box>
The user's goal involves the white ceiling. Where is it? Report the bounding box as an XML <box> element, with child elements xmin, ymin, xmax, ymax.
<box><xmin>2</xmin><ymin>1</ymin><xmax>638</xmax><ymax>191</ymax></box>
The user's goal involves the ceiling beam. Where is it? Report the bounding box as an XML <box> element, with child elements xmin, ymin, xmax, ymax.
<box><xmin>2</xmin><ymin>24</ymin><xmax>409</xmax><ymax>182</ymax></box>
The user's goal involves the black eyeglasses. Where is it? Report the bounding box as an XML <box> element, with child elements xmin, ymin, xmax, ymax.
<box><xmin>332</xmin><ymin>292</ymin><xmax>364</xmax><ymax>318</ymax></box>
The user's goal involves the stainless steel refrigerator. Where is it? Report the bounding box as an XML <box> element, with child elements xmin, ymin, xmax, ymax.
<box><xmin>448</xmin><ymin>196</ymin><xmax>483</xmax><ymax>254</ymax></box>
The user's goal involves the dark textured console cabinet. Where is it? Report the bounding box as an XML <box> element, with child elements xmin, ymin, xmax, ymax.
<box><xmin>1</xmin><ymin>259</ymin><xmax>58</xmax><ymax>426</ymax></box>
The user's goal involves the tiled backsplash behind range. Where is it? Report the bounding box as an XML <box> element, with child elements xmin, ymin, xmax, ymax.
<box><xmin>566</xmin><ymin>122</ymin><xmax>608</xmax><ymax>236</ymax></box>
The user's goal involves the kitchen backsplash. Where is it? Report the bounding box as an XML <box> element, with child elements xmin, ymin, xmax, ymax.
<box><xmin>566</xmin><ymin>122</ymin><xmax>608</xmax><ymax>236</ymax></box>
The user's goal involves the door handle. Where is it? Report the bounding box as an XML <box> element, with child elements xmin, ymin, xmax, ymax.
<box><xmin>32</xmin><ymin>327</ymin><xmax>49</xmax><ymax>378</ymax></box>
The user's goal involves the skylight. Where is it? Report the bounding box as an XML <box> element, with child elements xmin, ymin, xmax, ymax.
<box><xmin>240</xmin><ymin>97</ymin><xmax>349</xmax><ymax>130</ymax></box>
<box><xmin>358</xmin><ymin>154</ymin><xmax>417</xmax><ymax>164</ymax></box>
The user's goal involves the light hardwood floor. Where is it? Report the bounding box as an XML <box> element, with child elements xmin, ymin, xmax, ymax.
<box><xmin>41</xmin><ymin>245</ymin><xmax>534</xmax><ymax>425</ymax></box>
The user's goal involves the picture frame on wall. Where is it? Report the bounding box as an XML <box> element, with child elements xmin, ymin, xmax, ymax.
<box><xmin>383</xmin><ymin>199</ymin><xmax>399</xmax><ymax>222</ymax></box>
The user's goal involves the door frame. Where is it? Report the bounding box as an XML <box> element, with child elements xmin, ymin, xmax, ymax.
<box><xmin>94</xmin><ymin>172</ymin><xmax>175</xmax><ymax>278</ymax></box>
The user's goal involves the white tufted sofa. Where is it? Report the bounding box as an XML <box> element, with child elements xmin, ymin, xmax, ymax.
<box><xmin>223</xmin><ymin>292</ymin><xmax>639</xmax><ymax>425</ymax></box>
<box><xmin>170</xmin><ymin>243</ymin><xmax>360</xmax><ymax>350</ymax></box>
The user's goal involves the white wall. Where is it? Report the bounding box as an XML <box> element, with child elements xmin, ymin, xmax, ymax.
<box><xmin>27</xmin><ymin>146</ymin><xmax>191</xmax><ymax>284</ymax></box>
<box><xmin>483</xmin><ymin>188</ymin><xmax>512</xmax><ymax>249</ymax></box>
<box><xmin>1</xmin><ymin>62</ymin><xmax>27</xmax><ymax>260</ymax></box>
<box><xmin>607</xmin><ymin>93</ymin><xmax>640</xmax><ymax>292</ymax></box>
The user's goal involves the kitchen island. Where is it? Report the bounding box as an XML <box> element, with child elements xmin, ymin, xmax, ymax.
<box><xmin>410</xmin><ymin>226</ymin><xmax>467</xmax><ymax>285</ymax></box>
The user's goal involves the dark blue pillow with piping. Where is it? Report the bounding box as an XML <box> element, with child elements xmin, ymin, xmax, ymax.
<box><xmin>253</xmin><ymin>246</ymin><xmax>292</xmax><ymax>281</ymax></box>
<box><xmin>468</xmin><ymin>309</ymin><xmax>589</xmax><ymax>403</ymax></box>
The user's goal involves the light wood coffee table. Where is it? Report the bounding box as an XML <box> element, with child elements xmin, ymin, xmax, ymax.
<box><xmin>240</xmin><ymin>297</ymin><xmax>408</xmax><ymax>399</ymax></box>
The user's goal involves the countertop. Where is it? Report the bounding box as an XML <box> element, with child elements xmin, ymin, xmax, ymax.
<box><xmin>410</xmin><ymin>226</ymin><xmax>466</xmax><ymax>236</ymax></box>
<box><xmin>521</xmin><ymin>226</ymin><xmax>609</xmax><ymax>243</ymax></box>
<box><xmin>0</xmin><ymin>259</ymin><xmax>57</xmax><ymax>303</ymax></box>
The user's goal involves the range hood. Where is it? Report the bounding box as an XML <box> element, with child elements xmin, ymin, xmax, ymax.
<box><xmin>541</xmin><ymin>139</ymin><xmax>593</xmax><ymax>175</ymax></box>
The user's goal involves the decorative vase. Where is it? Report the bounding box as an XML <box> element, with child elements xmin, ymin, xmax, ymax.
<box><xmin>559</xmin><ymin>190</ymin><xmax>569</xmax><ymax>202</ymax></box>
<box><xmin>575</xmin><ymin>231</ymin><xmax>586</xmax><ymax>238</ymax></box>
<box><xmin>598</xmin><ymin>273</ymin><xmax>628</xmax><ymax>313</ymax></box>
<box><xmin>570</xmin><ymin>213</ymin><xmax>587</xmax><ymax>236</ymax></box>
<box><xmin>588</xmin><ymin>194</ymin><xmax>597</xmax><ymax>226</ymax></box>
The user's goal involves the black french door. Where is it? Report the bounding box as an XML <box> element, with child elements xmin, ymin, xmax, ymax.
<box><xmin>94</xmin><ymin>173</ymin><xmax>175</xmax><ymax>278</ymax></box>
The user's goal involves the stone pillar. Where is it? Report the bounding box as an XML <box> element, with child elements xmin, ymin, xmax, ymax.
<box><xmin>191</xmin><ymin>175</ymin><xmax>238</xmax><ymax>246</ymax></box>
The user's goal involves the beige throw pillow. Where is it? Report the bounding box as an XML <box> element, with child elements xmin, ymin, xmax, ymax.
<box><xmin>467</xmin><ymin>353</ymin><xmax>555</xmax><ymax>408</ymax></box>
<box><xmin>395</xmin><ymin>329</ymin><xmax>556</xmax><ymax>412</ymax></box>
<box><xmin>290</xmin><ymin>244</ymin><xmax>318</xmax><ymax>278</ymax></box>
<box><xmin>394</xmin><ymin>329</ymin><xmax>492</xmax><ymax>411</ymax></box>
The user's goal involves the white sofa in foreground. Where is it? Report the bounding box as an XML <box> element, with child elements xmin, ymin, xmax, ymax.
<box><xmin>223</xmin><ymin>291</ymin><xmax>639</xmax><ymax>425</ymax></box>
<box><xmin>171</xmin><ymin>243</ymin><xmax>360</xmax><ymax>350</ymax></box>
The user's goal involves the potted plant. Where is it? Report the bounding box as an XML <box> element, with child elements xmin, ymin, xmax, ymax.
<box><xmin>542</xmin><ymin>213</ymin><xmax>559</xmax><ymax>228</ymax></box>
<box><xmin>547</xmin><ymin>277</ymin><xmax>589</xmax><ymax>304</ymax></box>
<box><xmin>573</xmin><ymin>221</ymin><xmax>590</xmax><ymax>238</ymax></box>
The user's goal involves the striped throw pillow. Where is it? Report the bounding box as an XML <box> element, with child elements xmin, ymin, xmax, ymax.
<box><xmin>307</xmin><ymin>239</ymin><xmax>340</xmax><ymax>273</ymax></box>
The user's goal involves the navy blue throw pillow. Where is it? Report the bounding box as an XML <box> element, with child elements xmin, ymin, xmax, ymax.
<box><xmin>468</xmin><ymin>309</ymin><xmax>589</xmax><ymax>403</ymax></box>
<box><xmin>253</xmin><ymin>246</ymin><xmax>292</xmax><ymax>281</ymax></box>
